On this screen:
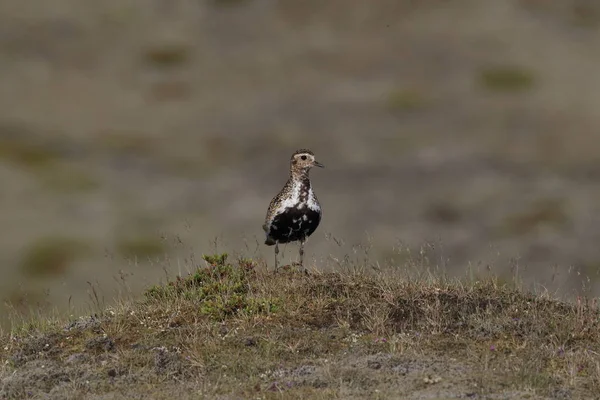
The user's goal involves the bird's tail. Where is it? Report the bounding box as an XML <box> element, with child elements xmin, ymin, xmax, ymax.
<box><xmin>263</xmin><ymin>223</ymin><xmax>276</xmax><ymax>245</ymax></box>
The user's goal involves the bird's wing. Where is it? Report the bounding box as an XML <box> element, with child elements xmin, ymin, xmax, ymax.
<box><xmin>263</xmin><ymin>192</ymin><xmax>281</xmax><ymax>230</ymax></box>
<box><xmin>264</xmin><ymin>179</ymin><xmax>291</xmax><ymax>230</ymax></box>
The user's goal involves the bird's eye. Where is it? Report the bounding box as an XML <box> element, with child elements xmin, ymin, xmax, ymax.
<box><xmin>301</xmin><ymin>155</ymin><xmax>307</xmax><ymax>160</ymax></box>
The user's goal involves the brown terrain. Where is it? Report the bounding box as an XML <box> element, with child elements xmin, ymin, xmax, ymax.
<box><xmin>2</xmin><ymin>255</ymin><xmax>600</xmax><ymax>399</ymax></box>
<box><xmin>1</xmin><ymin>0</ymin><xmax>600</xmax><ymax>398</ymax></box>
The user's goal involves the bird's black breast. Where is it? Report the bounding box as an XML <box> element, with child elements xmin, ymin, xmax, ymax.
<box><xmin>268</xmin><ymin>207</ymin><xmax>321</xmax><ymax>244</ymax></box>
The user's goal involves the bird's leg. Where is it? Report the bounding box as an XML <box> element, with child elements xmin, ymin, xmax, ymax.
<box><xmin>299</xmin><ymin>239</ymin><xmax>305</xmax><ymax>271</ymax></box>
<box><xmin>274</xmin><ymin>242</ymin><xmax>279</xmax><ymax>271</ymax></box>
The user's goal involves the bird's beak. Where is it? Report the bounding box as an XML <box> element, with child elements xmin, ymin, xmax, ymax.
<box><xmin>314</xmin><ymin>161</ymin><xmax>325</xmax><ymax>168</ymax></box>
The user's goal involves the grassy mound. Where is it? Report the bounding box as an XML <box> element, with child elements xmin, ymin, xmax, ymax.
<box><xmin>1</xmin><ymin>254</ymin><xmax>599</xmax><ymax>399</ymax></box>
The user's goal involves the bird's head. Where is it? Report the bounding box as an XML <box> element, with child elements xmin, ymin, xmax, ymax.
<box><xmin>290</xmin><ymin>149</ymin><xmax>324</xmax><ymax>176</ymax></box>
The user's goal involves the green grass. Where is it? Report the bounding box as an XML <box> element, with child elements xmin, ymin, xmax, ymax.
<box><xmin>145</xmin><ymin>254</ymin><xmax>279</xmax><ymax>319</ymax></box>
<box><xmin>116</xmin><ymin>235</ymin><xmax>168</xmax><ymax>260</ymax></box>
<box><xmin>479</xmin><ymin>65</ymin><xmax>536</xmax><ymax>92</ymax></box>
<box><xmin>0</xmin><ymin>137</ymin><xmax>60</xmax><ymax>169</ymax></box>
<box><xmin>97</xmin><ymin>131</ymin><xmax>158</xmax><ymax>156</ymax></box>
<box><xmin>19</xmin><ymin>237</ymin><xmax>90</xmax><ymax>278</ymax></box>
<box><xmin>211</xmin><ymin>0</ymin><xmax>248</xmax><ymax>6</ymax></box>
<box><xmin>2</xmin><ymin>253</ymin><xmax>600</xmax><ymax>399</ymax></box>
<box><xmin>37</xmin><ymin>166</ymin><xmax>99</xmax><ymax>193</ymax></box>
<box><xmin>0</xmin><ymin>132</ymin><xmax>98</xmax><ymax>193</ymax></box>
<box><xmin>143</xmin><ymin>44</ymin><xmax>191</xmax><ymax>69</ymax></box>
<box><xmin>386</xmin><ymin>88</ymin><xmax>429</xmax><ymax>112</ymax></box>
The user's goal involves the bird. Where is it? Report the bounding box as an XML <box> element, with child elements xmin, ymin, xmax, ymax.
<box><xmin>263</xmin><ymin>149</ymin><xmax>324</xmax><ymax>270</ymax></box>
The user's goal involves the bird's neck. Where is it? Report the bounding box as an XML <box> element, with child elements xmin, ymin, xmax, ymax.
<box><xmin>290</xmin><ymin>168</ymin><xmax>310</xmax><ymax>181</ymax></box>
<box><xmin>290</xmin><ymin>171</ymin><xmax>311</xmax><ymax>189</ymax></box>
<box><xmin>287</xmin><ymin>173</ymin><xmax>313</xmax><ymax>206</ymax></box>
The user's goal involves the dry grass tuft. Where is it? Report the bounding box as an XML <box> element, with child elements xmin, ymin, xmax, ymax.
<box><xmin>1</xmin><ymin>254</ymin><xmax>599</xmax><ymax>399</ymax></box>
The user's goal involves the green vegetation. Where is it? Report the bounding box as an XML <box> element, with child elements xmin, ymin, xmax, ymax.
<box><xmin>0</xmin><ymin>136</ymin><xmax>60</xmax><ymax>169</ymax></box>
<box><xmin>116</xmin><ymin>235</ymin><xmax>168</xmax><ymax>260</ymax></box>
<box><xmin>38</xmin><ymin>166</ymin><xmax>99</xmax><ymax>193</ymax></box>
<box><xmin>386</xmin><ymin>88</ymin><xmax>429</xmax><ymax>112</ymax></box>
<box><xmin>97</xmin><ymin>131</ymin><xmax>158</xmax><ymax>156</ymax></box>
<box><xmin>211</xmin><ymin>0</ymin><xmax>248</xmax><ymax>6</ymax></box>
<box><xmin>0</xmin><ymin>131</ymin><xmax>98</xmax><ymax>193</ymax></box>
<box><xmin>479</xmin><ymin>65</ymin><xmax>536</xmax><ymax>92</ymax></box>
<box><xmin>20</xmin><ymin>237</ymin><xmax>89</xmax><ymax>278</ymax></box>
<box><xmin>146</xmin><ymin>254</ymin><xmax>279</xmax><ymax>319</ymax></box>
<box><xmin>143</xmin><ymin>44</ymin><xmax>191</xmax><ymax>69</ymax></box>
<box><xmin>2</xmin><ymin>253</ymin><xmax>599</xmax><ymax>399</ymax></box>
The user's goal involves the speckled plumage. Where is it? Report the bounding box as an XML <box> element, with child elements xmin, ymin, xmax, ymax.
<box><xmin>263</xmin><ymin>149</ymin><xmax>324</xmax><ymax>269</ymax></box>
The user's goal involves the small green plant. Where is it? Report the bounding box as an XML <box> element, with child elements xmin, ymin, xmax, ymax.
<box><xmin>479</xmin><ymin>65</ymin><xmax>535</xmax><ymax>92</ymax></box>
<box><xmin>145</xmin><ymin>254</ymin><xmax>278</xmax><ymax>319</ymax></box>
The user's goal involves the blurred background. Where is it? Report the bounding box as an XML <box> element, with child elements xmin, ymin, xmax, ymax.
<box><xmin>2</xmin><ymin>0</ymin><xmax>600</xmax><ymax>328</ymax></box>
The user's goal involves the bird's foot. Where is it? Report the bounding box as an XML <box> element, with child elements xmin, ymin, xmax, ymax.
<box><xmin>290</xmin><ymin>262</ymin><xmax>309</xmax><ymax>275</ymax></box>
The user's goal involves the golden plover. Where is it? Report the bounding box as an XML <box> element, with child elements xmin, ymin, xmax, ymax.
<box><xmin>263</xmin><ymin>149</ymin><xmax>324</xmax><ymax>270</ymax></box>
